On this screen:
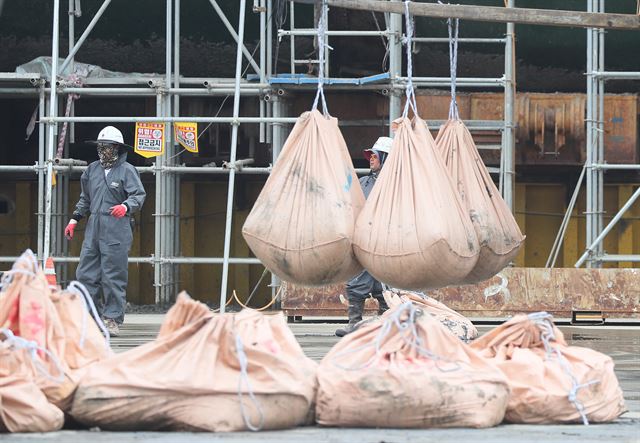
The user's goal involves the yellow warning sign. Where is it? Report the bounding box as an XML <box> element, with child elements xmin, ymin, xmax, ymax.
<box><xmin>134</xmin><ymin>122</ymin><xmax>165</xmax><ymax>158</ymax></box>
<box><xmin>174</xmin><ymin>122</ymin><xmax>199</xmax><ymax>153</ymax></box>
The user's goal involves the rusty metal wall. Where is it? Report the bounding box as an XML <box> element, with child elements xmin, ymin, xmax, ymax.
<box><xmin>414</xmin><ymin>92</ymin><xmax>638</xmax><ymax>166</ymax></box>
<box><xmin>282</xmin><ymin>267</ymin><xmax>640</xmax><ymax>318</ymax></box>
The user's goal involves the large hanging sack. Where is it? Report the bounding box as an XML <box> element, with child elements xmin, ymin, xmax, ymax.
<box><xmin>384</xmin><ymin>289</ymin><xmax>478</xmax><ymax>342</ymax></box>
<box><xmin>50</xmin><ymin>281</ymin><xmax>112</xmax><ymax>377</ymax></box>
<box><xmin>71</xmin><ymin>292</ymin><xmax>318</xmax><ymax>431</ymax></box>
<box><xmin>0</xmin><ymin>329</ymin><xmax>64</xmax><ymax>433</ymax></box>
<box><xmin>242</xmin><ymin>110</ymin><xmax>365</xmax><ymax>286</ymax></box>
<box><xmin>436</xmin><ymin>120</ymin><xmax>524</xmax><ymax>283</ymax></box>
<box><xmin>353</xmin><ymin>117</ymin><xmax>479</xmax><ymax>290</ymax></box>
<box><xmin>316</xmin><ymin>302</ymin><xmax>509</xmax><ymax>428</ymax></box>
<box><xmin>470</xmin><ymin>312</ymin><xmax>626</xmax><ymax>424</ymax></box>
<box><xmin>0</xmin><ymin>250</ymin><xmax>75</xmax><ymax>408</ymax></box>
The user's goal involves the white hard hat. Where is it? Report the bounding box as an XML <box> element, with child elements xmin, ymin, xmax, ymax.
<box><xmin>363</xmin><ymin>136</ymin><xmax>393</xmax><ymax>160</ymax></box>
<box><xmin>88</xmin><ymin>125</ymin><xmax>131</xmax><ymax>148</ymax></box>
<box><xmin>371</xmin><ymin>136</ymin><xmax>393</xmax><ymax>154</ymax></box>
<box><xmin>97</xmin><ymin>126</ymin><xmax>124</xmax><ymax>144</ymax></box>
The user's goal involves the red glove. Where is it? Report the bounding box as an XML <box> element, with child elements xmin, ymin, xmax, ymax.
<box><xmin>64</xmin><ymin>222</ymin><xmax>76</xmax><ymax>240</ymax></box>
<box><xmin>110</xmin><ymin>204</ymin><xmax>127</xmax><ymax>218</ymax></box>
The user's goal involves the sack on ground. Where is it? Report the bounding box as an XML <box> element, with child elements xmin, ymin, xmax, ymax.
<box><xmin>316</xmin><ymin>302</ymin><xmax>509</xmax><ymax>428</ymax></box>
<box><xmin>0</xmin><ymin>330</ymin><xmax>64</xmax><ymax>433</ymax></box>
<box><xmin>353</xmin><ymin>117</ymin><xmax>479</xmax><ymax>290</ymax></box>
<box><xmin>436</xmin><ymin>120</ymin><xmax>524</xmax><ymax>283</ymax></box>
<box><xmin>243</xmin><ymin>110</ymin><xmax>365</xmax><ymax>286</ymax></box>
<box><xmin>0</xmin><ymin>250</ymin><xmax>75</xmax><ymax>408</ymax></box>
<box><xmin>157</xmin><ymin>290</ymin><xmax>212</xmax><ymax>338</ymax></box>
<box><xmin>50</xmin><ymin>281</ymin><xmax>112</xmax><ymax>377</ymax></box>
<box><xmin>71</xmin><ymin>292</ymin><xmax>318</xmax><ymax>432</ymax></box>
<box><xmin>470</xmin><ymin>312</ymin><xmax>626</xmax><ymax>424</ymax></box>
<box><xmin>384</xmin><ymin>289</ymin><xmax>478</xmax><ymax>342</ymax></box>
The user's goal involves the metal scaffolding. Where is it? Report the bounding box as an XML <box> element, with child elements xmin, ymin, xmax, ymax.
<box><xmin>0</xmin><ymin>0</ymin><xmax>527</xmax><ymax>307</ymax></box>
<box><xmin>576</xmin><ymin>0</ymin><xmax>640</xmax><ymax>268</ymax></box>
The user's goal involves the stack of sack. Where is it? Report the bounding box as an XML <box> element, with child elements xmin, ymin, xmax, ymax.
<box><xmin>384</xmin><ymin>289</ymin><xmax>478</xmax><ymax>342</ymax></box>
<box><xmin>316</xmin><ymin>302</ymin><xmax>509</xmax><ymax>428</ymax></box>
<box><xmin>471</xmin><ymin>312</ymin><xmax>626</xmax><ymax>424</ymax></box>
<box><xmin>0</xmin><ymin>250</ymin><xmax>111</xmax><ymax>432</ymax></box>
<box><xmin>243</xmin><ymin>110</ymin><xmax>365</xmax><ymax>286</ymax></box>
<box><xmin>71</xmin><ymin>292</ymin><xmax>318</xmax><ymax>432</ymax></box>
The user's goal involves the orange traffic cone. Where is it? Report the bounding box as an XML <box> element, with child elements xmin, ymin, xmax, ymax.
<box><xmin>44</xmin><ymin>257</ymin><xmax>58</xmax><ymax>288</ymax></box>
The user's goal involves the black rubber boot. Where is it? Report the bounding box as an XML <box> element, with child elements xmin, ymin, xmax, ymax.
<box><xmin>373</xmin><ymin>293</ymin><xmax>389</xmax><ymax>316</ymax></box>
<box><xmin>335</xmin><ymin>297</ymin><xmax>366</xmax><ymax>337</ymax></box>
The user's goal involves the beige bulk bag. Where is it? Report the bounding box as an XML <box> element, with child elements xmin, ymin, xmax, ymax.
<box><xmin>0</xmin><ymin>250</ymin><xmax>75</xmax><ymax>408</ymax></box>
<box><xmin>470</xmin><ymin>312</ymin><xmax>626</xmax><ymax>424</ymax></box>
<box><xmin>436</xmin><ymin>120</ymin><xmax>524</xmax><ymax>283</ymax></box>
<box><xmin>71</xmin><ymin>292</ymin><xmax>318</xmax><ymax>431</ymax></box>
<box><xmin>384</xmin><ymin>289</ymin><xmax>478</xmax><ymax>342</ymax></box>
<box><xmin>242</xmin><ymin>110</ymin><xmax>365</xmax><ymax>286</ymax></box>
<box><xmin>50</xmin><ymin>282</ymin><xmax>112</xmax><ymax>378</ymax></box>
<box><xmin>316</xmin><ymin>302</ymin><xmax>509</xmax><ymax>428</ymax></box>
<box><xmin>157</xmin><ymin>290</ymin><xmax>212</xmax><ymax>337</ymax></box>
<box><xmin>0</xmin><ymin>332</ymin><xmax>64</xmax><ymax>433</ymax></box>
<box><xmin>352</xmin><ymin>117</ymin><xmax>479</xmax><ymax>290</ymax></box>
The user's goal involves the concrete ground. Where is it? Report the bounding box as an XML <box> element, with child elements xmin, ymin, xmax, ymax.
<box><xmin>5</xmin><ymin>315</ymin><xmax>639</xmax><ymax>443</ymax></box>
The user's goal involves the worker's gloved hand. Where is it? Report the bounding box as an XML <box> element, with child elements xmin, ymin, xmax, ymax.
<box><xmin>64</xmin><ymin>221</ymin><xmax>76</xmax><ymax>240</ymax></box>
<box><xmin>109</xmin><ymin>204</ymin><xmax>127</xmax><ymax>218</ymax></box>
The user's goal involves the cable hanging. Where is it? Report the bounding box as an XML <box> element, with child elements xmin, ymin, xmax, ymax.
<box><xmin>311</xmin><ymin>0</ymin><xmax>332</xmax><ymax>116</ymax></box>
<box><xmin>448</xmin><ymin>17</ymin><xmax>460</xmax><ymax>120</ymax></box>
<box><xmin>402</xmin><ymin>1</ymin><xmax>418</xmax><ymax>119</ymax></box>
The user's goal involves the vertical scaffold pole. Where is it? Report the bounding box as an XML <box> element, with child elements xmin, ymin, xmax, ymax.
<box><xmin>220</xmin><ymin>0</ymin><xmax>248</xmax><ymax>313</ymax></box>
<box><xmin>43</xmin><ymin>0</ymin><xmax>61</xmax><ymax>265</ymax></box>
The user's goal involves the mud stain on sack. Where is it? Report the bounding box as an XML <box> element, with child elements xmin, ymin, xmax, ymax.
<box><xmin>306</xmin><ymin>177</ymin><xmax>325</xmax><ymax>194</ymax></box>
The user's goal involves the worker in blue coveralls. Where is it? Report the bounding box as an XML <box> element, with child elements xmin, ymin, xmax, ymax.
<box><xmin>335</xmin><ymin>136</ymin><xmax>393</xmax><ymax>337</ymax></box>
<box><xmin>64</xmin><ymin>126</ymin><xmax>146</xmax><ymax>337</ymax></box>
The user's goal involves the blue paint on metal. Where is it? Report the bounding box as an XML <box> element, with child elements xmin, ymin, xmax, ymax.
<box><xmin>268</xmin><ymin>72</ymin><xmax>390</xmax><ymax>85</ymax></box>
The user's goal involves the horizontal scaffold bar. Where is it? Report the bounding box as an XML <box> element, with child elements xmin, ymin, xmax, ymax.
<box><xmin>304</xmin><ymin>0</ymin><xmax>640</xmax><ymax>31</ymax></box>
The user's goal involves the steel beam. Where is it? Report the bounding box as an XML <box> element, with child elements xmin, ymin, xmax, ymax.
<box><xmin>312</xmin><ymin>0</ymin><xmax>640</xmax><ymax>31</ymax></box>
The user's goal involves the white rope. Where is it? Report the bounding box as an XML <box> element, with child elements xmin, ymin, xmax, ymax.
<box><xmin>22</xmin><ymin>249</ymin><xmax>39</xmax><ymax>273</ymax></box>
<box><xmin>0</xmin><ymin>249</ymin><xmax>39</xmax><ymax>290</ymax></box>
<box><xmin>401</xmin><ymin>1</ymin><xmax>419</xmax><ymax>119</ymax></box>
<box><xmin>332</xmin><ymin>302</ymin><xmax>461</xmax><ymax>372</ymax></box>
<box><xmin>1</xmin><ymin>328</ymin><xmax>65</xmax><ymax>383</ymax></box>
<box><xmin>447</xmin><ymin>16</ymin><xmax>460</xmax><ymax>120</ymax></box>
<box><xmin>68</xmin><ymin>281</ymin><xmax>111</xmax><ymax>349</ymax></box>
<box><xmin>311</xmin><ymin>0</ymin><xmax>332</xmax><ymax>116</ymax></box>
<box><xmin>528</xmin><ymin>312</ymin><xmax>600</xmax><ymax>425</ymax></box>
<box><xmin>234</xmin><ymin>332</ymin><xmax>265</xmax><ymax>432</ymax></box>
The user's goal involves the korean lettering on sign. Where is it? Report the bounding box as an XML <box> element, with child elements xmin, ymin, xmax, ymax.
<box><xmin>134</xmin><ymin>122</ymin><xmax>165</xmax><ymax>158</ymax></box>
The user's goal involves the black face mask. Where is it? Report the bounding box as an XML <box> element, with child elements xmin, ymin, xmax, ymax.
<box><xmin>97</xmin><ymin>143</ymin><xmax>119</xmax><ymax>169</ymax></box>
